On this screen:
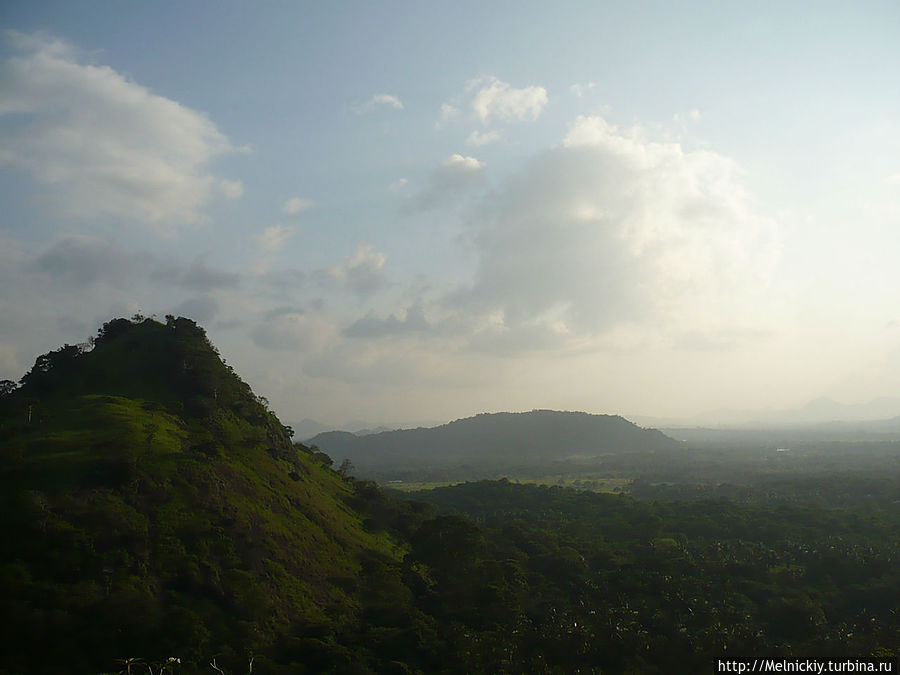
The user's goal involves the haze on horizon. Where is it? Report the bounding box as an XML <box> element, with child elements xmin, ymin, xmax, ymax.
<box><xmin>1</xmin><ymin>1</ymin><xmax>899</xmax><ymax>429</ymax></box>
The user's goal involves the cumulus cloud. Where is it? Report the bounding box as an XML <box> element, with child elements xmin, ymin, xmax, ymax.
<box><xmin>468</xmin><ymin>76</ymin><xmax>548</xmax><ymax>125</ymax></box>
<box><xmin>441</xmin><ymin>153</ymin><xmax>485</xmax><ymax>175</ymax></box>
<box><xmin>257</xmin><ymin>224</ymin><xmax>295</xmax><ymax>253</ymax></box>
<box><xmin>414</xmin><ymin>154</ymin><xmax>486</xmax><ymax>210</ymax></box>
<box><xmin>0</xmin><ymin>31</ymin><xmax>240</xmax><ymax>229</ymax></box>
<box><xmin>466</xmin><ymin>129</ymin><xmax>501</xmax><ymax>147</ymax></box>
<box><xmin>327</xmin><ymin>244</ymin><xmax>387</xmax><ymax>297</ymax></box>
<box><xmin>283</xmin><ymin>196</ymin><xmax>314</xmax><ymax>215</ymax></box>
<box><xmin>353</xmin><ymin>93</ymin><xmax>404</xmax><ymax>114</ymax></box>
<box><xmin>434</xmin><ymin>153</ymin><xmax>486</xmax><ymax>190</ymax></box>
<box><xmin>444</xmin><ymin>115</ymin><xmax>778</xmax><ymax>351</ymax></box>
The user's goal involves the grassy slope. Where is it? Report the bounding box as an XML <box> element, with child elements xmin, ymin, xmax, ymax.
<box><xmin>0</xmin><ymin>318</ymin><xmax>401</xmax><ymax>673</ymax></box>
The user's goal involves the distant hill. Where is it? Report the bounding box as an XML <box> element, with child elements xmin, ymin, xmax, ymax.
<box><xmin>309</xmin><ymin>410</ymin><xmax>677</xmax><ymax>475</ymax></box>
<box><xmin>291</xmin><ymin>416</ymin><xmax>334</xmax><ymax>440</ymax></box>
<box><xmin>291</xmin><ymin>418</ymin><xmax>444</xmax><ymax>441</ymax></box>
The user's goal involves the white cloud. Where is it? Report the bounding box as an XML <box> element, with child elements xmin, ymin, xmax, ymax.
<box><xmin>466</xmin><ymin>129</ymin><xmax>501</xmax><ymax>147</ymax></box>
<box><xmin>441</xmin><ymin>153</ymin><xmax>485</xmax><ymax>173</ymax></box>
<box><xmin>353</xmin><ymin>93</ymin><xmax>404</xmax><ymax>114</ymax></box>
<box><xmin>413</xmin><ymin>154</ymin><xmax>486</xmax><ymax>210</ymax></box>
<box><xmin>433</xmin><ymin>153</ymin><xmax>486</xmax><ymax>192</ymax></box>
<box><xmin>328</xmin><ymin>243</ymin><xmax>387</xmax><ymax>296</ymax></box>
<box><xmin>569</xmin><ymin>82</ymin><xmax>597</xmax><ymax>98</ymax></box>
<box><xmin>561</xmin><ymin>114</ymin><xmax>624</xmax><ymax>148</ymax></box>
<box><xmin>443</xmin><ymin>115</ymin><xmax>778</xmax><ymax>351</ymax></box>
<box><xmin>0</xmin><ymin>31</ymin><xmax>239</xmax><ymax>229</ymax></box>
<box><xmin>283</xmin><ymin>196</ymin><xmax>314</xmax><ymax>215</ymax></box>
<box><xmin>690</xmin><ymin>108</ymin><xmax>702</xmax><ymax>122</ymax></box>
<box><xmin>468</xmin><ymin>76</ymin><xmax>548</xmax><ymax>124</ymax></box>
<box><xmin>257</xmin><ymin>224</ymin><xmax>295</xmax><ymax>253</ymax></box>
<box><xmin>373</xmin><ymin>93</ymin><xmax>404</xmax><ymax>109</ymax></box>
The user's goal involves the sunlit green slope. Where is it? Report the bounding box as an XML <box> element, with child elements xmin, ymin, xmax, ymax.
<box><xmin>0</xmin><ymin>317</ymin><xmax>401</xmax><ymax>673</ymax></box>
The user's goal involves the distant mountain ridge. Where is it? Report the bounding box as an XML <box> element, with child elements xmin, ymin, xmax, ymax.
<box><xmin>291</xmin><ymin>417</ymin><xmax>445</xmax><ymax>441</ymax></box>
<box><xmin>309</xmin><ymin>409</ymin><xmax>676</xmax><ymax>473</ymax></box>
<box><xmin>633</xmin><ymin>396</ymin><xmax>900</xmax><ymax>429</ymax></box>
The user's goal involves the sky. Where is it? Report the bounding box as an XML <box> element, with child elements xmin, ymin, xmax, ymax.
<box><xmin>1</xmin><ymin>1</ymin><xmax>900</xmax><ymax>429</ymax></box>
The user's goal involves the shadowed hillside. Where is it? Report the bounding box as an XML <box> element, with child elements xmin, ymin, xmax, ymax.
<box><xmin>0</xmin><ymin>317</ymin><xmax>422</xmax><ymax>674</ymax></box>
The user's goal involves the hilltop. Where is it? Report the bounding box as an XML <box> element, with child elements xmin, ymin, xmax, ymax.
<box><xmin>0</xmin><ymin>316</ymin><xmax>428</xmax><ymax>674</ymax></box>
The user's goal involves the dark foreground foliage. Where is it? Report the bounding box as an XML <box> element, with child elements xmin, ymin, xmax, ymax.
<box><xmin>407</xmin><ymin>480</ymin><xmax>900</xmax><ymax>672</ymax></box>
<box><xmin>1</xmin><ymin>317</ymin><xmax>898</xmax><ymax>673</ymax></box>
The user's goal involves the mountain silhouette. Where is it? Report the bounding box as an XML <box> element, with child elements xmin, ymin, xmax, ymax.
<box><xmin>310</xmin><ymin>409</ymin><xmax>676</xmax><ymax>473</ymax></box>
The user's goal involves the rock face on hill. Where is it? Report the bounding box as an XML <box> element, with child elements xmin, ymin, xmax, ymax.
<box><xmin>310</xmin><ymin>409</ymin><xmax>677</xmax><ymax>475</ymax></box>
<box><xmin>0</xmin><ymin>316</ymin><xmax>407</xmax><ymax>674</ymax></box>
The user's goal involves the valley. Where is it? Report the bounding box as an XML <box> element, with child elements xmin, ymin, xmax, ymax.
<box><xmin>1</xmin><ymin>317</ymin><xmax>898</xmax><ymax>673</ymax></box>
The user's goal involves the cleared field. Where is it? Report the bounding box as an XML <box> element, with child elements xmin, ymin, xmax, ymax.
<box><xmin>383</xmin><ymin>475</ymin><xmax>632</xmax><ymax>493</ymax></box>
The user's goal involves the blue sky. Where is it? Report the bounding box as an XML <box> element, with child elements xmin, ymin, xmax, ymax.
<box><xmin>2</xmin><ymin>1</ymin><xmax>900</xmax><ymax>428</ymax></box>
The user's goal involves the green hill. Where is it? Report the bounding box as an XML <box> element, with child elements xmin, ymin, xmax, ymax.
<box><xmin>4</xmin><ymin>317</ymin><xmax>898</xmax><ymax>674</ymax></box>
<box><xmin>309</xmin><ymin>409</ymin><xmax>677</xmax><ymax>481</ymax></box>
<box><xmin>0</xmin><ymin>316</ymin><xmax>420</xmax><ymax>674</ymax></box>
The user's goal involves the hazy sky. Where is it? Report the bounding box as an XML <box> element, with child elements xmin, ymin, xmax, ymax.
<box><xmin>2</xmin><ymin>1</ymin><xmax>899</xmax><ymax>427</ymax></box>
